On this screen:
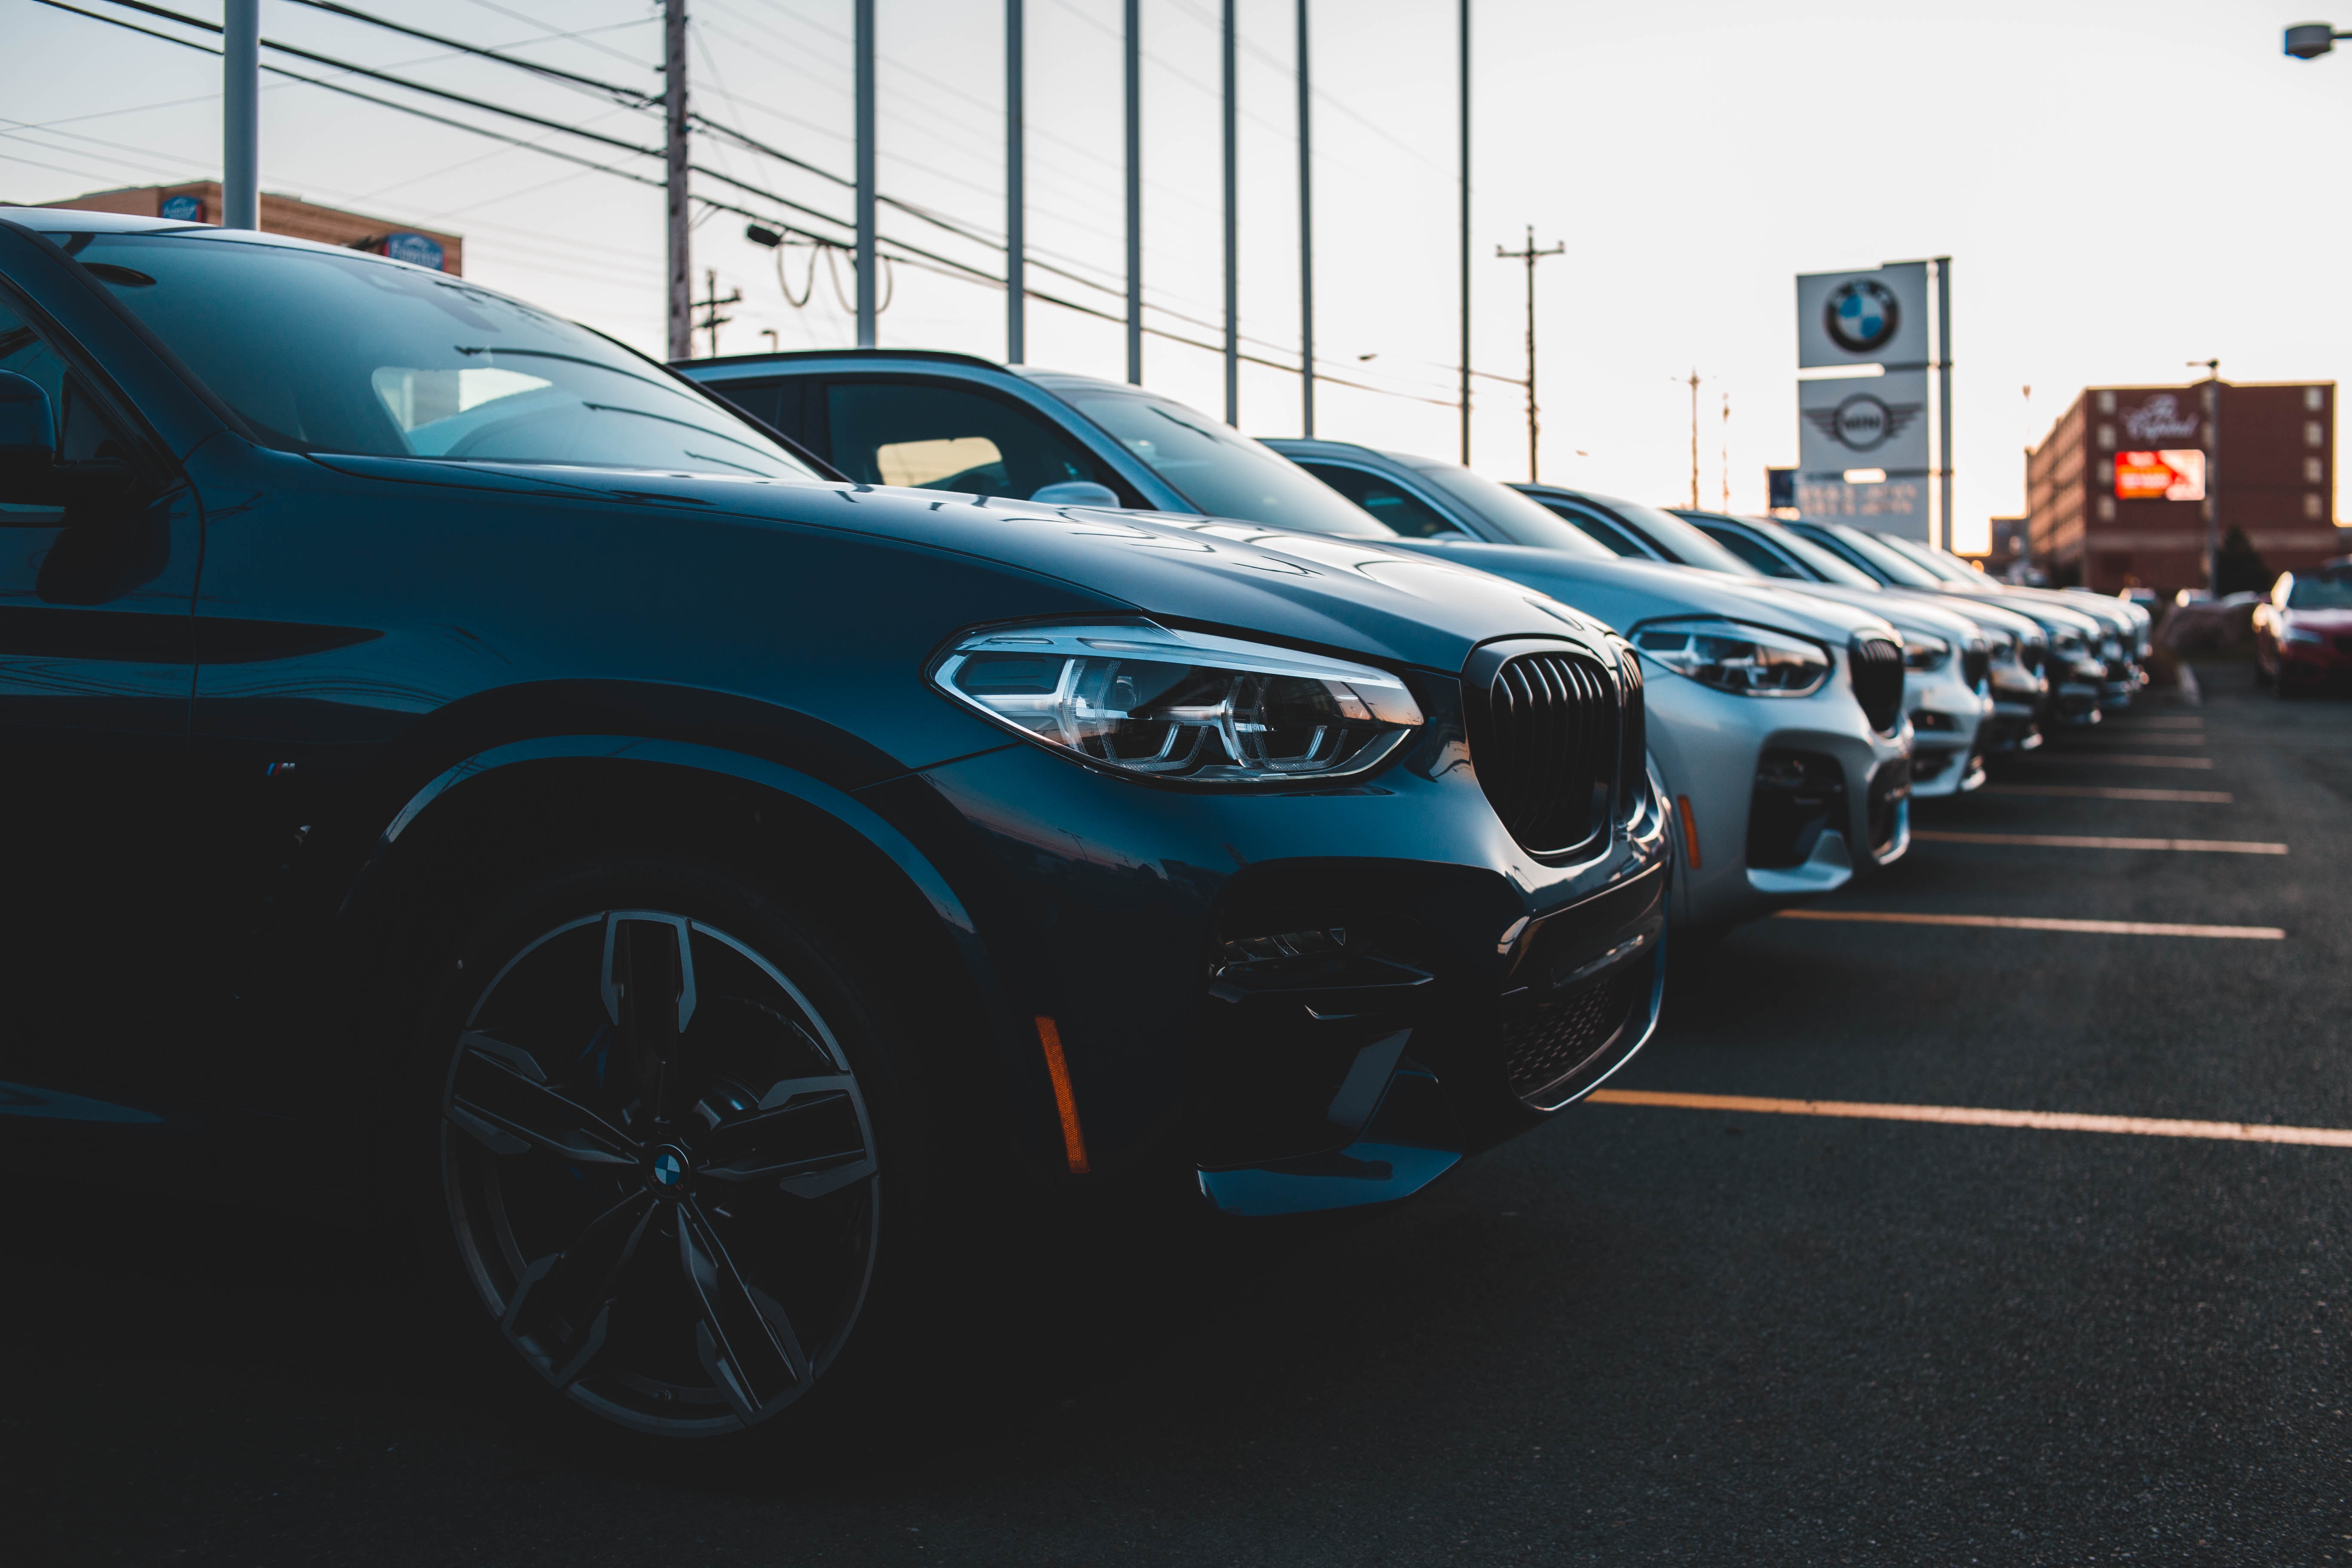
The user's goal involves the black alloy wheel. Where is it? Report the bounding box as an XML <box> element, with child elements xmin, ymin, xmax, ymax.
<box><xmin>438</xmin><ymin>889</ymin><xmax>885</xmax><ymax>1438</ymax></box>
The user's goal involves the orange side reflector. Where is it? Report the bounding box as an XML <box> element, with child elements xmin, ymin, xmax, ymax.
<box><xmin>1675</xmin><ymin>794</ymin><xmax>1702</xmax><ymax>870</ymax></box>
<box><xmin>1034</xmin><ymin>1016</ymin><xmax>1091</xmax><ymax>1174</ymax></box>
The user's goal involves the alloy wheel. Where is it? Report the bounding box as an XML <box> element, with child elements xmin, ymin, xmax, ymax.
<box><xmin>441</xmin><ymin>909</ymin><xmax>880</xmax><ymax>1436</ymax></box>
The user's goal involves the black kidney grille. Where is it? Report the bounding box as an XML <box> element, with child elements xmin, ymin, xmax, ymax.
<box><xmin>1614</xmin><ymin>645</ymin><xmax>1647</xmax><ymax>816</ymax></box>
<box><xmin>1848</xmin><ymin>635</ymin><xmax>1905</xmax><ymax>734</ymax></box>
<box><xmin>1960</xmin><ymin>644</ymin><xmax>1989</xmax><ymax>691</ymax></box>
<box><xmin>1472</xmin><ymin>650</ymin><xmax>1619</xmax><ymax>856</ymax></box>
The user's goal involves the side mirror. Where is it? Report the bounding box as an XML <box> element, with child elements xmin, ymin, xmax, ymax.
<box><xmin>0</xmin><ymin>370</ymin><xmax>137</xmax><ymax>507</ymax></box>
<box><xmin>1029</xmin><ymin>480</ymin><xmax>1123</xmax><ymax>508</ymax></box>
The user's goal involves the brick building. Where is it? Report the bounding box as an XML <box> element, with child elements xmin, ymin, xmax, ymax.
<box><xmin>2024</xmin><ymin>379</ymin><xmax>2336</xmax><ymax>592</ymax></box>
<box><xmin>34</xmin><ymin>182</ymin><xmax>461</xmax><ymax>274</ymax></box>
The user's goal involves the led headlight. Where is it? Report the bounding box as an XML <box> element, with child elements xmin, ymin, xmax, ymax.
<box><xmin>931</xmin><ymin>620</ymin><xmax>1423</xmax><ymax>784</ymax></box>
<box><xmin>1631</xmin><ymin>618</ymin><xmax>1831</xmax><ymax>697</ymax></box>
<box><xmin>1983</xmin><ymin>628</ymin><xmax>2018</xmax><ymax>663</ymax></box>
<box><xmin>1901</xmin><ymin>632</ymin><xmax>1951</xmax><ymax>671</ymax></box>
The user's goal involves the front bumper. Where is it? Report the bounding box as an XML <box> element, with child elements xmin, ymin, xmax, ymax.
<box><xmin>898</xmin><ymin>676</ymin><xmax>1672</xmax><ymax>1218</ymax></box>
<box><xmin>1641</xmin><ymin>659</ymin><xmax>1910</xmax><ymax>932</ymax></box>
<box><xmin>1906</xmin><ymin>663</ymin><xmax>1990</xmax><ymax>799</ymax></box>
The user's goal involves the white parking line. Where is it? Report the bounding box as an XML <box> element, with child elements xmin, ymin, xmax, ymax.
<box><xmin>2112</xmin><ymin>717</ymin><xmax>2206</xmax><ymax>729</ymax></box>
<box><xmin>1979</xmin><ymin>784</ymin><xmax>2232</xmax><ymax>802</ymax></box>
<box><xmin>1586</xmin><ymin>1090</ymin><xmax>2352</xmax><ymax>1148</ymax></box>
<box><xmin>2044</xmin><ymin>754</ymin><xmax>2214</xmax><ymax>769</ymax></box>
<box><xmin>1914</xmin><ymin>830</ymin><xmax>2286</xmax><ymax>854</ymax></box>
<box><xmin>2071</xmin><ymin>735</ymin><xmax>2211</xmax><ymax>747</ymax></box>
<box><xmin>1774</xmin><ymin>910</ymin><xmax>2283</xmax><ymax>939</ymax></box>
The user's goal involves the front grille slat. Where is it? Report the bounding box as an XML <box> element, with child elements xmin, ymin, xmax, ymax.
<box><xmin>1960</xmin><ymin>646</ymin><xmax>1989</xmax><ymax>691</ymax></box>
<box><xmin>1467</xmin><ymin>647</ymin><xmax>1625</xmax><ymax>857</ymax></box>
<box><xmin>1848</xmin><ymin>635</ymin><xmax>1905</xmax><ymax>735</ymax></box>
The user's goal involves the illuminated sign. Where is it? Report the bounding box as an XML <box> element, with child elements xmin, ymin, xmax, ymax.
<box><xmin>2115</xmin><ymin>449</ymin><xmax>2204</xmax><ymax>502</ymax></box>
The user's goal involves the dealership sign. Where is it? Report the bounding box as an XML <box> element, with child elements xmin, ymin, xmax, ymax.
<box><xmin>1798</xmin><ymin>369</ymin><xmax>1932</xmax><ymax>475</ymax></box>
<box><xmin>1795</xmin><ymin>263</ymin><xmax>1933</xmax><ymax>370</ymax></box>
<box><xmin>2115</xmin><ymin>449</ymin><xmax>2205</xmax><ymax>502</ymax></box>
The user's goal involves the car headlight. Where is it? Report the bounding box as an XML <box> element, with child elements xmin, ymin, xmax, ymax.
<box><xmin>2050</xmin><ymin>631</ymin><xmax>2085</xmax><ymax>658</ymax></box>
<box><xmin>1983</xmin><ymin>628</ymin><xmax>2018</xmax><ymax>663</ymax></box>
<box><xmin>931</xmin><ymin>619</ymin><xmax>1423</xmax><ymax>784</ymax></box>
<box><xmin>1631</xmin><ymin>618</ymin><xmax>1831</xmax><ymax>697</ymax></box>
<box><xmin>1901</xmin><ymin>633</ymin><xmax>1951</xmax><ymax>671</ymax></box>
<box><xmin>2099</xmin><ymin>635</ymin><xmax>2122</xmax><ymax>662</ymax></box>
<box><xmin>2284</xmin><ymin>625</ymin><xmax>2327</xmax><ymax>645</ymax></box>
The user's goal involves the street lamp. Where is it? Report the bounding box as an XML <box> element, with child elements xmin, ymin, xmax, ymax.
<box><xmin>2287</xmin><ymin>22</ymin><xmax>2352</xmax><ymax>58</ymax></box>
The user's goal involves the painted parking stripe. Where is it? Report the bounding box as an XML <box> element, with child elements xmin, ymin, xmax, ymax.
<box><xmin>2113</xmin><ymin>717</ymin><xmax>2206</xmax><ymax>729</ymax></box>
<box><xmin>1773</xmin><ymin>910</ymin><xmax>2283</xmax><ymax>939</ymax></box>
<box><xmin>1914</xmin><ymin>830</ymin><xmax>2286</xmax><ymax>854</ymax></box>
<box><xmin>1979</xmin><ymin>784</ymin><xmax>2232</xmax><ymax>802</ymax></box>
<box><xmin>2071</xmin><ymin>735</ymin><xmax>2210</xmax><ymax>747</ymax></box>
<box><xmin>2043</xmin><ymin>753</ymin><xmax>2214</xmax><ymax>769</ymax></box>
<box><xmin>1585</xmin><ymin>1090</ymin><xmax>2352</xmax><ymax>1148</ymax></box>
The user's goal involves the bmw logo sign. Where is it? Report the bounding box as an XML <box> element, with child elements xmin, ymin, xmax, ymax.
<box><xmin>1825</xmin><ymin>279</ymin><xmax>1900</xmax><ymax>355</ymax></box>
<box><xmin>651</xmin><ymin>1146</ymin><xmax>687</xmax><ymax>1187</ymax></box>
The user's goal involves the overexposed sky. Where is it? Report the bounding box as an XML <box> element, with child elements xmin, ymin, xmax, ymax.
<box><xmin>6</xmin><ymin>0</ymin><xmax>2346</xmax><ymax>548</ymax></box>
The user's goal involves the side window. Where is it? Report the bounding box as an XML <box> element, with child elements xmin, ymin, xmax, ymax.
<box><xmin>1293</xmin><ymin>462</ymin><xmax>1461</xmax><ymax>538</ymax></box>
<box><xmin>1703</xmin><ymin>524</ymin><xmax>1803</xmax><ymax>579</ymax></box>
<box><xmin>823</xmin><ymin>379</ymin><xmax>1124</xmax><ymax>501</ymax></box>
<box><xmin>1531</xmin><ymin>500</ymin><xmax>1646</xmax><ymax>558</ymax></box>
<box><xmin>0</xmin><ymin>293</ymin><xmax>129</xmax><ymax>523</ymax></box>
<box><xmin>701</xmin><ymin>377</ymin><xmax>806</xmax><ymax>445</ymax></box>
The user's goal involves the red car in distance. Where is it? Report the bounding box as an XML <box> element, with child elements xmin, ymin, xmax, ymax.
<box><xmin>2254</xmin><ymin>564</ymin><xmax>2352</xmax><ymax>694</ymax></box>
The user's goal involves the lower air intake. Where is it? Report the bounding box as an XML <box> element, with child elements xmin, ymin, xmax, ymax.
<box><xmin>1502</xmin><ymin>961</ymin><xmax>1644</xmax><ymax>1102</ymax></box>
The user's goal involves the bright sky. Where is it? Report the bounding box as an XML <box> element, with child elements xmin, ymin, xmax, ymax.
<box><xmin>6</xmin><ymin>0</ymin><xmax>2347</xmax><ymax>549</ymax></box>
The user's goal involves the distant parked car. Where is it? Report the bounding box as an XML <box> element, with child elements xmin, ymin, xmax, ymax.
<box><xmin>1510</xmin><ymin>486</ymin><xmax>1994</xmax><ymax>797</ymax></box>
<box><xmin>2254</xmin><ymin>564</ymin><xmax>2352</xmax><ymax>692</ymax></box>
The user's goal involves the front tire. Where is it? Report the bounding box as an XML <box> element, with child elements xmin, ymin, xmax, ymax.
<box><xmin>419</xmin><ymin>858</ymin><xmax>910</xmax><ymax>1441</ymax></box>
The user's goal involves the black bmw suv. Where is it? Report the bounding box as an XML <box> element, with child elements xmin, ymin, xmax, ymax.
<box><xmin>0</xmin><ymin>210</ymin><xmax>1666</xmax><ymax>1441</ymax></box>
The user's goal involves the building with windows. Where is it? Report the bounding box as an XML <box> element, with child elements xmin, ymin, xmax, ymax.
<box><xmin>34</xmin><ymin>182</ymin><xmax>461</xmax><ymax>274</ymax></box>
<box><xmin>2024</xmin><ymin>380</ymin><xmax>2335</xmax><ymax>592</ymax></box>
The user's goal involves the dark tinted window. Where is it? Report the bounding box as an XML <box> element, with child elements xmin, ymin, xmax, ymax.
<box><xmin>2286</xmin><ymin>569</ymin><xmax>2352</xmax><ymax>609</ymax></box>
<box><xmin>1700</xmin><ymin>522</ymin><xmax>1806</xmax><ymax>578</ymax></box>
<box><xmin>61</xmin><ymin>232</ymin><xmax>816</xmax><ymax>478</ymax></box>
<box><xmin>1531</xmin><ymin>500</ymin><xmax>1647</xmax><ymax>557</ymax></box>
<box><xmin>1293</xmin><ymin>462</ymin><xmax>1461</xmax><ymax>538</ymax></box>
<box><xmin>824</xmin><ymin>379</ymin><xmax>1122</xmax><ymax>500</ymax></box>
<box><xmin>0</xmin><ymin>292</ymin><xmax>131</xmax><ymax>523</ymax></box>
<box><xmin>702</xmin><ymin>376</ymin><xmax>805</xmax><ymax>444</ymax></box>
<box><xmin>1061</xmin><ymin>389</ymin><xmax>1392</xmax><ymax>537</ymax></box>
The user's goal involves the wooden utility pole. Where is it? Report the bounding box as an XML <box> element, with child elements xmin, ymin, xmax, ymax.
<box><xmin>695</xmin><ymin>269</ymin><xmax>740</xmax><ymax>360</ymax></box>
<box><xmin>1685</xmin><ymin>368</ymin><xmax>1702</xmax><ymax>509</ymax></box>
<box><xmin>1720</xmin><ymin>392</ymin><xmax>1731</xmax><ymax>512</ymax></box>
<box><xmin>664</xmin><ymin>0</ymin><xmax>690</xmax><ymax>361</ymax></box>
<box><xmin>1495</xmin><ymin>225</ymin><xmax>1563</xmax><ymax>482</ymax></box>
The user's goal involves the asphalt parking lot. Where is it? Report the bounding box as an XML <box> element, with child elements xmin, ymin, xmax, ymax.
<box><xmin>7</xmin><ymin>663</ymin><xmax>2347</xmax><ymax>1567</ymax></box>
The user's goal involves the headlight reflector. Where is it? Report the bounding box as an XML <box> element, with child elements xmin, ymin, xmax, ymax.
<box><xmin>1631</xmin><ymin>618</ymin><xmax>1831</xmax><ymax>697</ymax></box>
<box><xmin>1901</xmin><ymin>633</ymin><xmax>1952</xmax><ymax>671</ymax></box>
<box><xmin>932</xmin><ymin>620</ymin><xmax>1422</xmax><ymax>783</ymax></box>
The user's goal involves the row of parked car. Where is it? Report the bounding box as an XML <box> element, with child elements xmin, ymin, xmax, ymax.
<box><xmin>0</xmin><ymin>207</ymin><xmax>2149</xmax><ymax>1445</ymax></box>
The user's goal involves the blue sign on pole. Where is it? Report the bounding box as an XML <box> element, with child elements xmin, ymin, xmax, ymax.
<box><xmin>160</xmin><ymin>194</ymin><xmax>203</xmax><ymax>221</ymax></box>
<box><xmin>383</xmin><ymin>231</ymin><xmax>446</xmax><ymax>271</ymax></box>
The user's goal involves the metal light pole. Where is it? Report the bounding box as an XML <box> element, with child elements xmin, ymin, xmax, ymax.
<box><xmin>1124</xmin><ymin>0</ymin><xmax>1143</xmax><ymax>385</ymax></box>
<box><xmin>663</xmin><ymin>0</ymin><xmax>690</xmax><ymax>360</ymax></box>
<box><xmin>1006</xmin><ymin>0</ymin><xmax>1025</xmax><ymax>364</ymax></box>
<box><xmin>222</xmin><ymin>0</ymin><xmax>259</xmax><ymax>230</ymax></box>
<box><xmin>1222</xmin><ymin>0</ymin><xmax>1239</xmax><ymax>427</ymax></box>
<box><xmin>1457</xmin><ymin>0</ymin><xmax>1472</xmax><ymax>464</ymax></box>
<box><xmin>854</xmin><ymin>0</ymin><xmax>877</xmax><ymax>348</ymax></box>
<box><xmin>1296</xmin><ymin>0</ymin><xmax>1314</xmax><ymax>437</ymax></box>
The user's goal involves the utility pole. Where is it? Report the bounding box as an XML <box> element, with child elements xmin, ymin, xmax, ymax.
<box><xmin>663</xmin><ymin>0</ymin><xmax>690</xmax><ymax>361</ymax></box>
<box><xmin>1720</xmin><ymin>392</ymin><xmax>1731</xmax><ymax>513</ymax></box>
<box><xmin>1124</xmin><ymin>0</ymin><xmax>1143</xmax><ymax>384</ymax></box>
<box><xmin>696</xmin><ymin>269</ymin><xmax>740</xmax><ymax>360</ymax></box>
<box><xmin>222</xmin><ymin>0</ymin><xmax>259</xmax><ymax>230</ymax></box>
<box><xmin>1006</xmin><ymin>0</ymin><xmax>1024</xmax><ymax>363</ymax></box>
<box><xmin>1457</xmin><ymin>0</ymin><xmax>1472</xmax><ymax>464</ymax></box>
<box><xmin>1495</xmin><ymin>225</ymin><xmax>1562</xmax><ymax>482</ymax></box>
<box><xmin>2192</xmin><ymin>357</ymin><xmax>2222</xmax><ymax>593</ymax></box>
<box><xmin>854</xmin><ymin>0</ymin><xmax>877</xmax><ymax>347</ymax></box>
<box><xmin>1221</xmin><ymin>0</ymin><xmax>1239</xmax><ymax>426</ymax></box>
<box><xmin>1295</xmin><ymin>0</ymin><xmax>1314</xmax><ymax>436</ymax></box>
<box><xmin>1685</xmin><ymin>368</ymin><xmax>1701</xmax><ymax>510</ymax></box>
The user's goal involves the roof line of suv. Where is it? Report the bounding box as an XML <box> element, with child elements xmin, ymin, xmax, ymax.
<box><xmin>684</xmin><ymin>346</ymin><xmax>1005</xmax><ymax>372</ymax></box>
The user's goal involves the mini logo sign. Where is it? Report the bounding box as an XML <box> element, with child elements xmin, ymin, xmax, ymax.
<box><xmin>1803</xmin><ymin>392</ymin><xmax>1925</xmax><ymax>454</ymax></box>
<box><xmin>160</xmin><ymin>194</ymin><xmax>202</xmax><ymax>221</ymax></box>
<box><xmin>1825</xmin><ymin>279</ymin><xmax>1901</xmax><ymax>355</ymax></box>
<box><xmin>382</xmin><ymin>231</ymin><xmax>446</xmax><ymax>271</ymax></box>
<box><xmin>2115</xmin><ymin>449</ymin><xmax>2205</xmax><ymax>502</ymax></box>
<box><xmin>2119</xmin><ymin>393</ymin><xmax>2200</xmax><ymax>443</ymax></box>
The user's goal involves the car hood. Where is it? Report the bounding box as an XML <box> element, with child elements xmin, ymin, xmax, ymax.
<box><xmin>1378</xmin><ymin>539</ymin><xmax>1898</xmax><ymax>645</ymax></box>
<box><xmin>1770</xmin><ymin>581</ymin><xmax>1988</xmax><ymax>643</ymax></box>
<box><xmin>312</xmin><ymin>457</ymin><xmax>1611</xmax><ymax>673</ymax></box>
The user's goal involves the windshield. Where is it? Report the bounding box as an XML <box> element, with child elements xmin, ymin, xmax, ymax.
<box><xmin>1409</xmin><ymin>465</ymin><xmax>1614</xmax><ymax>558</ymax></box>
<box><xmin>1060</xmin><ymin>387</ymin><xmax>1394</xmax><ymax>538</ymax></box>
<box><xmin>1601</xmin><ymin>503</ymin><xmax>1763</xmax><ymax>576</ymax></box>
<box><xmin>1739</xmin><ymin>516</ymin><xmax>1880</xmax><ymax>586</ymax></box>
<box><xmin>1871</xmin><ymin>531</ymin><xmax>1985</xmax><ymax>587</ymax></box>
<box><xmin>61</xmin><ymin>232</ymin><xmax>818</xmax><ymax>478</ymax></box>
<box><xmin>1797</xmin><ymin>521</ymin><xmax>1947</xmax><ymax>588</ymax></box>
<box><xmin>2287</xmin><ymin>570</ymin><xmax>2352</xmax><ymax>609</ymax></box>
